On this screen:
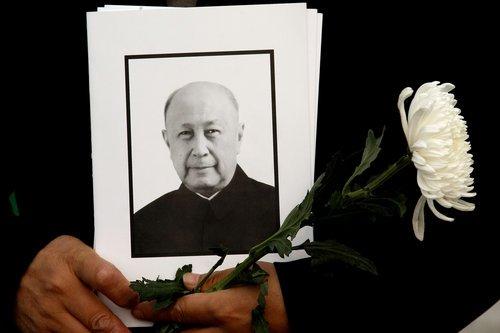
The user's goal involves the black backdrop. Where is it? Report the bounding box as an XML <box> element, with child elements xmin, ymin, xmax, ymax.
<box><xmin>2</xmin><ymin>1</ymin><xmax>498</xmax><ymax>332</ymax></box>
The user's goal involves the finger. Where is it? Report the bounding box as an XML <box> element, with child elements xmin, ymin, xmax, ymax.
<box><xmin>64</xmin><ymin>278</ymin><xmax>130</xmax><ymax>333</ymax></box>
<box><xmin>70</xmin><ymin>246</ymin><xmax>138</xmax><ymax>308</ymax></box>
<box><xmin>182</xmin><ymin>273</ymin><xmax>201</xmax><ymax>290</ymax></box>
<box><xmin>54</xmin><ymin>312</ymin><xmax>91</xmax><ymax>333</ymax></box>
<box><xmin>183</xmin><ymin>268</ymin><xmax>233</xmax><ymax>291</ymax></box>
<box><xmin>133</xmin><ymin>293</ymin><xmax>220</xmax><ymax>325</ymax></box>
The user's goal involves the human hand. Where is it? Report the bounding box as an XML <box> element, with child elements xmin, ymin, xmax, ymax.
<box><xmin>15</xmin><ymin>235</ymin><xmax>138</xmax><ymax>332</ymax></box>
<box><xmin>132</xmin><ymin>261</ymin><xmax>289</xmax><ymax>333</ymax></box>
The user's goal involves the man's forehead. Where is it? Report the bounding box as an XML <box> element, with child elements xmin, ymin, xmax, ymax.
<box><xmin>172</xmin><ymin>83</ymin><xmax>235</xmax><ymax>108</ymax></box>
<box><xmin>166</xmin><ymin>83</ymin><xmax>238</xmax><ymax>123</ymax></box>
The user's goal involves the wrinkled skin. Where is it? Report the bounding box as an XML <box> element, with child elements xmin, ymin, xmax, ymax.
<box><xmin>15</xmin><ymin>235</ymin><xmax>138</xmax><ymax>333</ymax></box>
<box><xmin>132</xmin><ymin>262</ymin><xmax>289</xmax><ymax>333</ymax></box>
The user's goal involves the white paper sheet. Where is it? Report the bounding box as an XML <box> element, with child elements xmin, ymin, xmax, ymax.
<box><xmin>87</xmin><ymin>3</ymin><xmax>320</xmax><ymax>327</ymax></box>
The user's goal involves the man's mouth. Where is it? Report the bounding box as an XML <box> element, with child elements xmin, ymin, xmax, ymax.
<box><xmin>189</xmin><ymin>165</ymin><xmax>215</xmax><ymax>170</ymax></box>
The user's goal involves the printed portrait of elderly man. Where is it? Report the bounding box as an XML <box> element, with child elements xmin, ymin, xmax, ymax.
<box><xmin>132</xmin><ymin>81</ymin><xmax>279</xmax><ymax>257</ymax></box>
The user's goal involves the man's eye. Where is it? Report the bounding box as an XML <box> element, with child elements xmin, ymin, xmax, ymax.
<box><xmin>205</xmin><ymin>129</ymin><xmax>220</xmax><ymax>137</ymax></box>
<box><xmin>178</xmin><ymin>131</ymin><xmax>193</xmax><ymax>138</ymax></box>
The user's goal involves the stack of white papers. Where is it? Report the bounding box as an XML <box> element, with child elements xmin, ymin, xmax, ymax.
<box><xmin>87</xmin><ymin>3</ymin><xmax>322</xmax><ymax>327</ymax></box>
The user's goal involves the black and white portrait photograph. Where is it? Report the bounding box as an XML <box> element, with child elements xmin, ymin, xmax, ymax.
<box><xmin>126</xmin><ymin>52</ymin><xmax>280</xmax><ymax>257</ymax></box>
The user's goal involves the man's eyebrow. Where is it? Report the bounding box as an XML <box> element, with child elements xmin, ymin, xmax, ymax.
<box><xmin>177</xmin><ymin>120</ymin><xmax>222</xmax><ymax>128</ymax></box>
<box><xmin>204</xmin><ymin>120</ymin><xmax>221</xmax><ymax>126</ymax></box>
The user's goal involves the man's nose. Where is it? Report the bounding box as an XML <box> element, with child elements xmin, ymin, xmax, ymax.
<box><xmin>191</xmin><ymin>135</ymin><xmax>210</xmax><ymax>157</ymax></box>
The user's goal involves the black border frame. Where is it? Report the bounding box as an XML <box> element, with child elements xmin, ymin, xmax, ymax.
<box><xmin>125</xmin><ymin>50</ymin><xmax>280</xmax><ymax>257</ymax></box>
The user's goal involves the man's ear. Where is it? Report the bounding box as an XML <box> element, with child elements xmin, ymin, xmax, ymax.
<box><xmin>236</xmin><ymin>122</ymin><xmax>244</xmax><ymax>154</ymax></box>
<box><xmin>162</xmin><ymin>129</ymin><xmax>170</xmax><ymax>148</ymax></box>
<box><xmin>238</xmin><ymin>123</ymin><xmax>245</xmax><ymax>141</ymax></box>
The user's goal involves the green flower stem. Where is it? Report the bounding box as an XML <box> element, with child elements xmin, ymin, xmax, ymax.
<box><xmin>194</xmin><ymin>252</ymin><xmax>227</xmax><ymax>292</ymax></box>
<box><xmin>346</xmin><ymin>154</ymin><xmax>412</xmax><ymax>201</ymax></box>
<box><xmin>208</xmin><ymin>246</ymin><xmax>269</xmax><ymax>292</ymax></box>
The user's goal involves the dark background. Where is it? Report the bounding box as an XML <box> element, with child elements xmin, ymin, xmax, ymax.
<box><xmin>2</xmin><ymin>0</ymin><xmax>498</xmax><ymax>331</ymax></box>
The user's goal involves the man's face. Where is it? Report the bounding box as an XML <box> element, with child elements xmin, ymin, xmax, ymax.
<box><xmin>163</xmin><ymin>83</ymin><xmax>243</xmax><ymax>197</ymax></box>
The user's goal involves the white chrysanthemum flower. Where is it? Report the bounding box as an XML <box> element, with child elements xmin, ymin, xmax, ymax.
<box><xmin>398</xmin><ymin>81</ymin><xmax>475</xmax><ymax>241</ymax></box>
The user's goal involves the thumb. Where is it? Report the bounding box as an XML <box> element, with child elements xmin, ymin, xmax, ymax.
<box><xmin>183</xmin><ymin>268</ymin><xmax>233</xmax><ymax>291</ymax></box>
<box><xmin>182</xmin><ymin>272</ymin><xmax>201</xmax><ymax>290</ymax></box>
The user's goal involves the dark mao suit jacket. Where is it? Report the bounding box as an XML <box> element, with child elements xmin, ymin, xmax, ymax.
<box><xmin>132</xmin><ymin>165</ymin><xmax>279</xmax><ymax>257</ymax></box>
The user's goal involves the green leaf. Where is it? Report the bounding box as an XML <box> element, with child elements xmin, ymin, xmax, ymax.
<box><xmin>173</xmin><ymin>264</ymin><xmax>192</xmax><ymax>282</ymax></box>
<box><xmin>130</xmin><ymin>265</ymin><xmax>192</xmax><ymax>310</ymax></box>
<box><xmin>305</xmin><ymin>240</ymin><xmax>378</xmax><ymax>275</ymax></box>
<box><xmin>249</xmin><ymin>173</ymin><xmax>325</xmax><ymax>258</ymax></box>
<box><xmin>209</xmin><ymin>246</ymin><xmax>230</xmax><ymax>257</ymax></box>
<box><xmin>9</xmin><ymin>191</ymin><xmax>20</xmax><ymax>216</ymax></box>
<box><xmin>251</xmin><ymin>281</ymin><xmax>270</xmax><ymax>333</ymax></box>
<box><xmin>356</xmin><ymin>202</ymin><xmax>394</xmax><ymax>218</ymax></box>
<box><xmin>229</xmin><ymin>264</ymin><xmax>269</xmax><ymax>287</ymax></box>
<box><xmin>263</xmin><ymin>238</ymin><xmax>293</xmax><ymax>259</ymax></box>
<box><xmin>311</xmin><ymin>151</ymin><xmax>352</xmax><ymax>212</ymax></box>
<box><xmin>381</xmin><ymin>194</ymin><xmax>407</xmax><ymax>217</ymax></box>
<box><xmin>327</xmin><ymin>191</ymin><xmax>343</xmax><ymax>210</ymax></box>
<box><xmin>351</xmin><ymin>194</ymin><xmax>407</xmax><ymax>219</ymax></box>
<box><xmin>342</xmin><ymin>128</ymin><xmax>385</xmax><ymax>195</ymax></box>
<box><xmin>258</xmin><ymin>282</ymin><xmax>268</xmax><ymax>307</ymax></box>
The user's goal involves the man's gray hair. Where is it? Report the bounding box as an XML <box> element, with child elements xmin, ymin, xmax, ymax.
<box><xmin>164</xmin><ymin>81</ymin><xmax>239</xmax><ymax>122</ymax></box>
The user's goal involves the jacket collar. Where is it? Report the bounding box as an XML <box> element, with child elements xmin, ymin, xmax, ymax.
<box><xmin>177</xmin><ymin>165</ymin><xmax>251</xmax><ymax>219</ymax></box>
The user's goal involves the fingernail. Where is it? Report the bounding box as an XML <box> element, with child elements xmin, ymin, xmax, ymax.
<box><xmin>183</xmin><ymin>273</ymin><xmax>200</xmax><ymax>289</ymax></box>
<box><xmin>132</xmin><ymin>309</ymin><xmax>143</xmax><ymax>319</ymax></box>
<box><xmin>126</xmin><ymin>291</ymin><xmax>140</xmax><ymax>307</ymax></box>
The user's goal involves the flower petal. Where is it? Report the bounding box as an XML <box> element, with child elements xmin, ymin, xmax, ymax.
<box><xmin>412</xmin><ymin>195</ymin><xmax>427</xmax><ymax>241</ymax></box>
<box><xmin>408</xmin><ymin>105</ymin><xmax>437</xmax><ymax>145</ymax></box>
<box><xmin>411</xmin><ymin>139</ymin><xmax>427</xmax><ymax>149</ymax></box>
<box><xmin>398</xmin><ymin>87</ymin><xmax>413</xmax><ymax>141</ymax></box>
<box><xmin>427</xmin><ymin>198</ymin><xmax>454</xmax><ymax>222</ymax></box>
<box><xmin>417</xmin><ymin>172</ymin><xmax>436</xmax><ymax>192</ymax></box>
<box><xmin>439</xmin><ymin>82</ymin><xmax>455</xmax><ymax>93</ymax></box>
<box><xmin>450</xmin><ymin>199</ymin><xmax>475</xmax><ymax>211</ymax></box>
<box><xmin>408</xmin><ymin>81</ymin><xmax>440</xmax><ymax>120</ymax></box>
<box><xmin>436</xmin><ymin>197</ymin><xmax>453</xmax><ymax>208</ymax></box>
